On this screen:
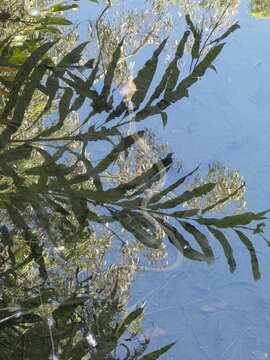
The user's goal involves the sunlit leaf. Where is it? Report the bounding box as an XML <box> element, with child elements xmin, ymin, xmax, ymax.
<box><xmin>51</xmin><ymin>4</ymin><xmax>79</xmax><ymax>12</ymax></box>
<box><xmin>2</xmin><ymin>61</ymin><xmax>48</xmax><ymax>139</ymax></box>
<box><xmin>32</xmin><ymin>25</ymin><xmax>62</xmax><ymax>34</ymax></box>
<box><xmin>0</xmin><ymin>41</ymin><xmax>56</xmax><ymax>125</ymax></box>
<box><xmin>0</xmin><ymin>87</ymin><xmax>9</xmax><ymax>97</ymax></box>
<box><xmin>0</xmin><ymin>47</ymin><xmax>28</xmax><ymax>66</ymax></box>
<box><xmin>0</xmin><ymin>66</ymin><xmax>17</xmax><ymax>72</ymax></box>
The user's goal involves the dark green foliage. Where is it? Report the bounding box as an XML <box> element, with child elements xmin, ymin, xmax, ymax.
<box><xmin>0</xmin><ymin>6</ymin><xmax>266</xmax><ymax>360</ymax></box>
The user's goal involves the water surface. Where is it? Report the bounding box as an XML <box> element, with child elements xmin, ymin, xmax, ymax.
<box><xmin>1</xmin><ymin>0</ymin><xmax>270</xmax><ymax>359</ymax></box>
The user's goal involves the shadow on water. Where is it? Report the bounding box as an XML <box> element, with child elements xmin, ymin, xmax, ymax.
<box><xmin>0</xmin><ymin>1</ymin><xmax>269</xmax><ymax>359</ymax></box>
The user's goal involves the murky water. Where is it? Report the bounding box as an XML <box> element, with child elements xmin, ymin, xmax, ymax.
<box><xmin>1</xmin><ymin>0</ymin><xmax>270</xmax><ymax>359</ymax></box>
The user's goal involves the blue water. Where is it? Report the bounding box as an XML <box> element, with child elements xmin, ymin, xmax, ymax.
<box><xmin>68</xmin><ymin>0</ymin><xmax>270</xmax><ymax>358</ymax></box>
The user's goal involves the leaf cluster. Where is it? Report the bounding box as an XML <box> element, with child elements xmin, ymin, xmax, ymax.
<box><xmin>0</xmin><ymin>6</ymin><xmax>267</xmax><ymax>360</ymax></box>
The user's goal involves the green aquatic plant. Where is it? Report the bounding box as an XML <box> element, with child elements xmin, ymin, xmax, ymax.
<box><xmin>0</xmin><ymin>9</ymin><xmax>264</xmax><ymax>282</ymax></box>
<box><xmin>0</xmin><ymin>4</ymin><xmax>268</xmax><ymax>359</ymax></box>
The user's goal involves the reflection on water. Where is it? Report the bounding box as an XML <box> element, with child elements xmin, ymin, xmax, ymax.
<box><xmin>0</xmin><ymin>0</ymin><xmax>270</xmax><ymax>359</ymax></box>
<box><xmin>249</xmin><ymin>0</ymin><xmax>270</xmax><ymax>18</ymax></box>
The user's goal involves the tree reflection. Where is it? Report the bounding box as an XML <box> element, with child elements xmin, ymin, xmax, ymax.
<box><xmin>0</xmin><ymin>1</ymin><xmax>268</xmax><ymax>359</ymax></box>
<box><xmin>183</xmin><ymin>162</ymin><xmax>246</xmax><ymax>213</ymax></box>
<box><xmin>249</xmin><ymin>0</ymin><xmax>270</xmax><ymax>18</ymax></box>
<box><xmin>88</xmin><ymin>5</ymin><xmax>172</xmax><ymax>87</ymax></box>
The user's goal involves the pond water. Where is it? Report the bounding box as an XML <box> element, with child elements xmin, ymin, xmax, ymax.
<box><xmin>1</xmin><ymin>0</ymin><xmax>270</xmax><ymax>359</ymax></box>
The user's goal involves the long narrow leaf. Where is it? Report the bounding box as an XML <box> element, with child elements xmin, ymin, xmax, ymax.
<box><xmin>180</xmin><ymin>221</ymin><xmax>214</xmax><ymax>265</ymax></box>
<box><xmin>101</xmin><ymin>39</ymin><xmax>124</xmax><ymax>100</ymax></box>
<box><xmin>235</xmin><ymin>230</ymin><xmax>260</xmax><ymax>280</ymax></box>
<box><xmin>164</xmin><ymin>31</ymin><xmax>190</xmax><ymax>98</ymax></box>
<box><xmin>140</xmin><ymin>342</ymin><xmax>176</xmax><ymax>360</ymax></box>
<box><xmin>6</xmin><ymin>204</ymin><xmax>48</xmax><ymax>280</ymax></box>
<box><xmin>208</xmin><ymin>226</ymin><xmax>236</xmax><ymax>273</ymax></box>
<box><xmin>192</xmin><ymin>43</ymin><xmax>225</xmax><ymax>78</ymax></box>
<box><xmin>92</xmin><ymin>131</ymin><xmax>144</xmax><ymax>176</ymax></box>
<box><xmin>113</xmin><ymin>153</ymin><xmax>173</xmax><ymax>196</ymax></box>
<box><xmin>0</xmin><ymin>41</ymin><xmax>56</xmax><ymax>124</ymax></box>
<box><xmin>2</xmin><ymin>62</ymin><xmax>48</xmax><ymax>139</ymax></box>
<box><xmin>148</xmin><ymin>166</ymin><xmax>199</xmax><ymax>204</ymax></box>
<box><xmin>196</xmin><ymin>210</ymin><xmax>270</xmax><ymax>228</ymax></box>
<box><xmin>160</xmin><ymin>220</ymin><xmax>210</xmax><ymax>262</ymax></box>
<box><xmin>210</xmin><ymin>22</ymin><xmax>240</xmax><ymax>44</ymax></box>
<box><xmin>40</xmin><ymin>86</ymin><xmax>73</xmax><ymax>137</ymax></box>
<box><xmin>131</xmin><ymin>39</ymin><xmax>167</xmax><ymax>108</ymax></box>
<box><xmin>115</xmin><ymin>305</ymin><xmax>144</xmax><ymax>338</ymax></box>
<box><xmin>149</xmin><ymin>182</ymin><xmax>216</xmax><ymax>210</ymax></box>
<box><xmin>114</xmin><ymin>210</ymin><xmax>162</xmax><ymax>248</ymax></box>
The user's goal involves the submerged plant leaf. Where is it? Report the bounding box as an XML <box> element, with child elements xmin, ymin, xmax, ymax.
<box><xmin>114</xmin><ymin>153</ymin><xmax>173</xmax><ymax>198</ymax></box>
<box><xmin>180</xmin><ymin>221</ymin><xmax>214</xmax><ymax>265</ymax></box>
<box><xmin>149</xmin><ymin>182</ymin><xmax>216</xmax><ymax>210</ymax></box>
<box><xmin>185</xmin><ymin>15</ymin><xmax>201</xmax><ymax>60</ymax></box>
<box><xmin>100</xmin><ymin>39</ymin><xmax>124</xmax><ymax>101</ymax></box>
<box><xmin>115</xmin><ymin>210</ymin><xmax>162</xmax><ymax>248</ymax></box>
<box><xmin>115</xmin><ymin>304</ymin><xmax>144</xmax><ymax>338</ymax></box>
<box><xmin>160</xmin><ymin>112</ymin><xmax>168</xmax><ymax>127</ymax></box>
<box><xmin>148</xmin><ymin>166</ymin><xmax>199</xmax><ymax>205</ymax></box>
<box><xmin>0</xmin><ymin>41</ymin><xmax>56</xmax><ymax>125</ymax></box>
<box><xmin>0</xmin><ymin>11</ymin><xmax>266</xmax><ymax>360</ymax></box>
<box><xmin>40</xmin><ymin>17</ymin><xmax>72</xmax><ymax>26</ymax></box>
<box><xmin>196</xmin><ymin>210</ymin><xmax>270</xmax><ymax>228</ymax></box>
<box><xmin>51</xmin><ymin>4</ymin><xmax>79</xmax><ymax>12</ymax></box>
<box><xmin>132</xmin><ymin>39</ymin><xmax>167</xmax><ymax>109</ymax></box>
<box><xmin>140</xmin><ymin>341</ymin><xmax>176</xmax><ymax>360</ymax></box>
<box><xmin>161</xmin><ymin>221</ymin><xmax>210</xmax><ymax>262</ymax></box>
<box><xmin>210</xmin><ymin>22</ymin><xmax>240</xmax><ymax>44</ymax></box>
<box><xmin>235</xmin><ymin>230</ymin><xmax>261</xmax><ymax>280</ymax></box>
<box><xmin>208</xmin><ymin>226</ymin><xmax>236</xmax><ymax>273</ymax></box>
<box><xmin>192</xmin><ymin>43</ymin><xmax>225</xmax><ymax>78</ymax></box>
